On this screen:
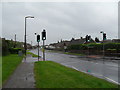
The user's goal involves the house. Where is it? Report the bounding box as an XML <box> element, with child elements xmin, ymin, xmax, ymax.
<box><xmin>48</xmin><ymin>37</ymin><xmax>95</xmax><ymax>50</ymax></box>
<box><xmin>112</xmin><ymin>39</ymin><xmax>120</xmax><ymax>43</ymax></box>
<box><xmin>69</xmin><ymin>37</ymin><xmax>95</xmax><ymax>45</ymax></box>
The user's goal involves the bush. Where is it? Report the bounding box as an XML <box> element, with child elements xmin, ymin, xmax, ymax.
<box><xmin>67</xmin><ymin>44</ymin><xmax>87</xmax><ymax>50</ymax></box>
<box><xmin>9</xmin><ymin>48</ymin><xmax>22</xmax><ymax>54</ymax></box>
<box><xmin>67</xmin><ymin>43</ymin><xmax>120</xmax><ymax>51</ymax></box>
<box><xmin>104</xmin><ymin>43</ymin><xmax>120</xmax><ymax>50</ymax></box>
<box><xmin>2</xmin><ymin>39</ymin><xmax>9</xmax><ymax>56</ymax></box>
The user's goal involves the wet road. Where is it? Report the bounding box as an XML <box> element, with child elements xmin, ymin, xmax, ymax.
<box><xmin>30</xmin><ymin>49</ymin><xmax>119</xmax><ymax>84</ymax></box>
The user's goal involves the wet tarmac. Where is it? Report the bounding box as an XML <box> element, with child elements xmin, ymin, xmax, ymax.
<box><xmin>3</xmin><ymin>55</ymin><xmax>36</xmax><ymax>88</ymax></box>
<box><xmin>31</xmin><ymin>49</ymin><xmax>119</xmax><ymax>84</ymax></box>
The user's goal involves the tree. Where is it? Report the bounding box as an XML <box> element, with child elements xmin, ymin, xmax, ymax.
<box><xmin>95</xmin><ymin>37</ymin><xmax>100</xmax><ymax>42</ymax></box>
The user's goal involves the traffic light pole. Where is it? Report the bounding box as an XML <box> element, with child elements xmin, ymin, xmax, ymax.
<box><xmin>43</xmin><ymin>40</ymin><xmax>45</xmax><ymax>61</ymax></box>
<box><xmin>38</xmin><ymin>41</ymin><xmax>39</xmax><ymax>61</ymax></box>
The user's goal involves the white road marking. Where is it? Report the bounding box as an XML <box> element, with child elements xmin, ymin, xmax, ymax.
<box><xmin>61</xmin><ymin>63</ymin><xmax>119</xmax><ymax>85</ymax></box>
<box><xmin>105</xmin><ymin>77</ymin><xmax>119</xmax><ymax>85</ymax></box>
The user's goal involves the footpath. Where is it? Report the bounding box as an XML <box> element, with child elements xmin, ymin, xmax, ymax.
<box><xmin>2</xmin><ymin>55</ymin><xmax>40</xmax><ymax>88</ymax></box>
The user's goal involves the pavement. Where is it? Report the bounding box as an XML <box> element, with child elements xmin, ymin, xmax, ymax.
<box><xmin>2</xmin><ymin>55</ymin><xmax>39</xmax><ymax>88</ymax></box>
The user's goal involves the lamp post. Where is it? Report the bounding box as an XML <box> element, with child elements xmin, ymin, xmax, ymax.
<box><xmin>24</xmin><ymin>16</ymin><xmax>34</xmax><ymax>58</ymax></box>
<box><xmin>100</xmin><ymin>31</ymin><xmax>106</xmax><ymax>79</ymax></box>
<box><xmin>100</xmin><ymin>31</ymin><xmax>106</xmax><ymax>58</ymax></box>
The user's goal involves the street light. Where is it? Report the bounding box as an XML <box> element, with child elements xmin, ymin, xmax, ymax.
<box><xmin>100</xmin><ymin>31</ymin><xmax>105</xmax><ymax>57</ymax></box>
<box><xmin>24</xmin><ymin>16</ymin><xmax>34</xmax><ymax>58</ymax></box>
<box><xmin>100</xmin><ymin>31</ymin><xmax>106</xmax><ymax>79</ymax></box>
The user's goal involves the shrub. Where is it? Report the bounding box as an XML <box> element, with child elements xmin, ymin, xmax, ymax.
<box><xmin>67</xmin><ymin>43</ymin><xmax>120</xmax><ymax>51</ymax></box>
<box><xmin>9</xmin><ymin>48</ymin><xmax>22</xmax><ymax>54</ymax></box>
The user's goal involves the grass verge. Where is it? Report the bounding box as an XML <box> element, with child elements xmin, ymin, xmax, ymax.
<box><xmin>27</xmin><ymin>52</ymin><xmax>39</xmax><ymax>57</ymax></box>
<box><xmin>48</xmin><ymin>50</ymin><xmax>85</xmax><ymax>56</ymax></box>
<box><xmin>64</xmin><ymin>52</ymin><xmax>85</xmax><ymax>56</ymax></box>
<box><xmin>2</xmin><ymin>54</ymin><xmax>23</xmax><ymax>84</ymax></box>
<box><xmin>34</xmin><ymin>61</ymin><xmax>118</xmax><ymax>88</ymax></box>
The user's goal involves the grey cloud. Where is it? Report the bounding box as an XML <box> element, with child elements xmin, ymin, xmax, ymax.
<box><xmin>2</xmin><ymin>2</ymin><xmax>118</xmax><ymax>45</ymax></box>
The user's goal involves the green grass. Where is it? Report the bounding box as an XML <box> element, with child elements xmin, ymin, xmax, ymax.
<box><xmin>2</xmin><ymin>54</ymin><xmax>23</xmax><ymax>84</ymax></box>
<box><xmin>34</xmin><ymin>61</ymin><xmax>118</xmax><ymax>88</ymax></box>
<box><xmin>64</xmin><ymin>52</ymin><xmax>85</xmax><ymax>56</ymax></box>
<box><xmin>0</xmin><ymin>56</ymin><xmax>2</xmax><ymax>88</ymax></box>
<box><xmin>48</xmin><ymin>50</ymin><xmax>85</xmax><ymax>56</ymax></box>
<box><xmin>27</xmin><ymin>52</ymin><xmax>39</xmax><ymax>57</ymax></box>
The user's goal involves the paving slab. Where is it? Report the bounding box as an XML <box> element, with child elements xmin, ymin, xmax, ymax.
<box><xmin>2</xmin><ymin>56</ymin><xmax>37</xmax><ymax>88</ymax></box>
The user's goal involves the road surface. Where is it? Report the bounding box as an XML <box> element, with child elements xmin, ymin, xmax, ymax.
<box><xmin>30</xmin><ymin>49</ymin><xmax>119</xmax><ymax>84</ymax></box>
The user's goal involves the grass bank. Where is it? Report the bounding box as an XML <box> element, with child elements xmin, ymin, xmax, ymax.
<box><xmin>27</xmin><ymin>52</ymin><xmax>39</xmax><ymax>57</ymax></box>
<box><xmin>48</xmin><ymin>50</ymin><xmax>84</xmax><ymax>56</ymax></box>
<box><xmin>2</xmin><ymin>54</ymin><xmax>23</xmax><ymax>84</ymax></box>
<box><xmin>34</xmin><ymin>61</ymin><xmax>117</xmax><ymax>88</ymax></box>
<box><xmin>0</xmin><ymin>56</ymin><xmax>2</xmax><ymax>88</ymax></box>
<box><xmin>64</xmin><ymin>52</ymin><xmax>85</xmax><ymax>56</ymax></box>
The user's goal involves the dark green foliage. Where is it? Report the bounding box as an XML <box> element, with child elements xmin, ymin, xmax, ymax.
<box><xmin>2</xmin><ymin>39</ymin><xmax>9</xmax><ymax>56</ymax></box>
<box><xmin>2</xmin><ymin>38</ymin><xmax>24</xmax><ymax>56</ymax></box>
<box><xmin>67</xmin><ymin>44</ymin><xmax>87</xmax><ymax>50</ymax></box>
<box><xmin>104</xmin><ymin>43</ymin><xmax>120</xmax><ymax>50</ymax></box>
<box><xmin>86</xmin><ymin>43</ymin><xmax>103</xmax><ymax>50</ymax></box>
<box><xmin>9</xmin><ymin>48</ymin><xmax>22</xmax><ymax>54</ymax></box>
<box><xmin>68</xmin><ymin>43</ymin><xmax>120</xmax><ymax>51</ymax></box>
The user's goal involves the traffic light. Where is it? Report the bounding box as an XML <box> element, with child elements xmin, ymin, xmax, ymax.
<box><xmin>42</xmin><ymin>29</ymin><xmax>46</xmax><ymax>40</ymax></box>
<box><xmin>103</xmin><ymin>33</ymin><xmax>106</xmax><ymax>40</ymax></box>
<box><xmin>85</xmin><ymin>35</ymin><xmax>91</xmax><ymax>42</ymax></box>
<box><xmin>88</xmin><ymin>35</ymin><xmax>91</xmax><ymax>41</ymax></box>
<box><xmin>37</xmin><ymin>35</ymin><xmax>40</xmax><ymax>42</ymax></box>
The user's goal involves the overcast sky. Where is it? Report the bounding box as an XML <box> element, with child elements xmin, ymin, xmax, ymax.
<box><xmin>2</xmin><ymin>1</ymin><xmax>118</xmax><ymax>45</ymax></box>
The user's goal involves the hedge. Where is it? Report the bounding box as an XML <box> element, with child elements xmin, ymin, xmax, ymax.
<box><xmin>67</xmin><ymin>43</ymin><xmax>120</xmax><ymax>51</ymax></box>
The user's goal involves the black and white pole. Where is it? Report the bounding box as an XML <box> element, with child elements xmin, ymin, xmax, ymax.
<box><xmin>42</xmin><ymin>29</ymin><xmax>46</xmax><ymax>61</ymax></box>
<box><xmin>37</xmin><ymin>35</ymin><xmax>40</xmax><ymax>61</ymax></box>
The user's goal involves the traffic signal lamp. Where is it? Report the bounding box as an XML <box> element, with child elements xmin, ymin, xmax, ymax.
<box><xmin>88</xmin><ymin>35</ymin><xmax>91</xmax><ymax>41</ymax></box>
<box><xmin>85</xmin><ymin>35</ymin><xmax>91</xmax><ymax>42</ymax></box>
<box><xmin>37</xmin><ymin>35</ymin><xmax>40</xmax><ymax>42</ymax></box>
<box><xmin>103</xmin><ymin>33</ymin><xmax>106</xmax><ymax>40</ymax></box>
<box><xmin>42</xmin><ymin>29</ymin><xmax>46</xmax><ymax>40</ymax></box>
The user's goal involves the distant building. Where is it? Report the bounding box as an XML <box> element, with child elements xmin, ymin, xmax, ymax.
<box><xmin>102</xmin><ymin>39</ymin><xmax>112</xmax><ymax>43</ymax></box>
<box><xmin>48</xmin><ymin>37</ymin><xmax>95</xmax><ymax>50</ymax></box>
<box><xmin>70</xmin><ymin>37</ymin><xmax>95</xmax><ymax>45</ymax></box>
<box><xmin>112</xmin><ymin>39</ymin><xmax>120</xmax><ymax>43</ymax></box>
